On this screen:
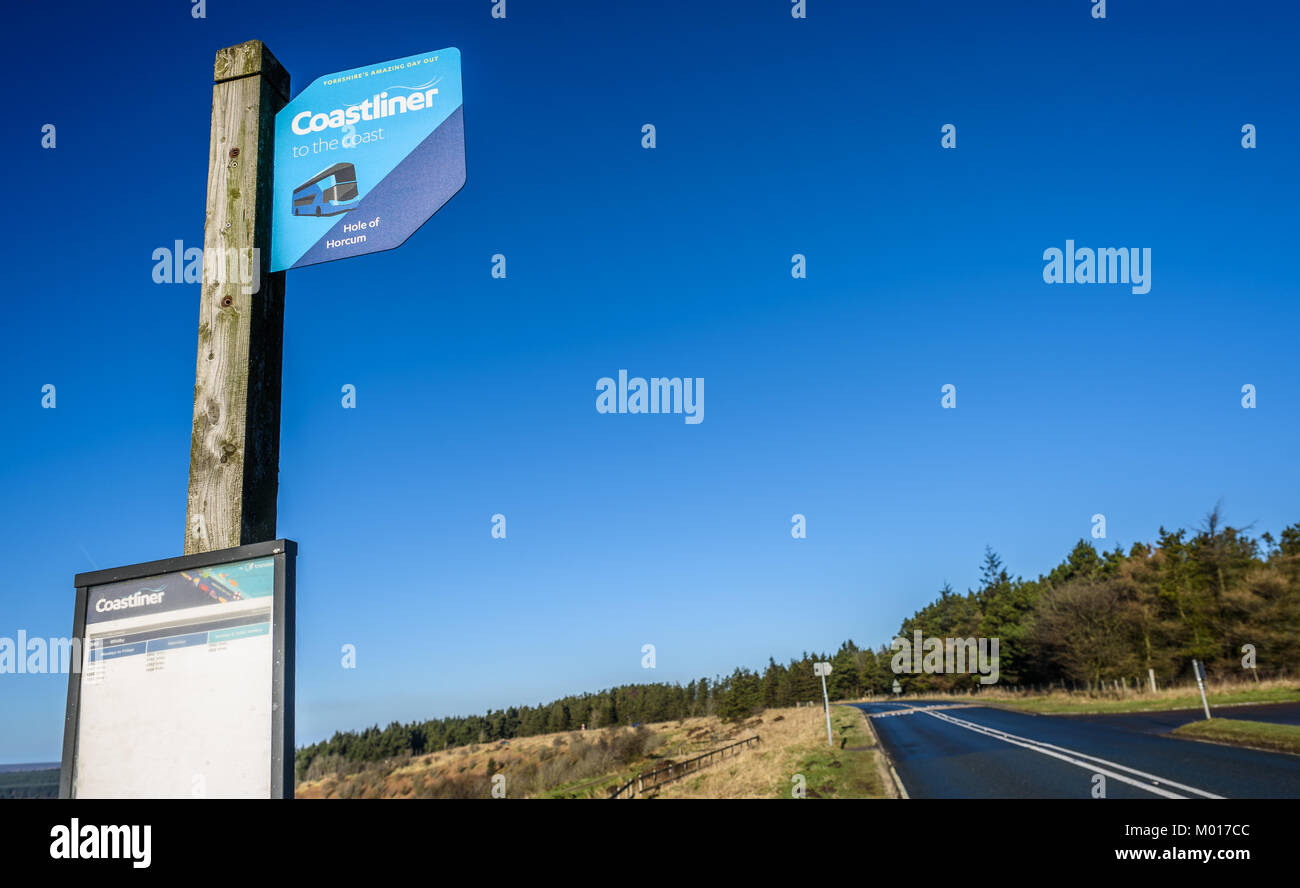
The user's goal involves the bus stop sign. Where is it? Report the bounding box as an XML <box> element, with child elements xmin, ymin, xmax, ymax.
<box><xmin>270</xmin><ymin>48</ymin><xmax>465</xmax><ymax>272</ymax></box>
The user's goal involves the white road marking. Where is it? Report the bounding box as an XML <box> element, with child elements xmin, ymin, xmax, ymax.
<box><xmin>920</xmin><ymin>709</ymin><xmax>1226</xmax><ymax>799</ymax></box>
<box><xmin>869</xmin><ymin>703</ymin><xmax>974</xmax><ymax>718</ymax></box>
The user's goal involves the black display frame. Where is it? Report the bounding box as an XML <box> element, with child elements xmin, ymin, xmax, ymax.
<box><xmin>59</xmin><ymin>539</ymin><xmax>296</xmax><ymax>799</ymax></box>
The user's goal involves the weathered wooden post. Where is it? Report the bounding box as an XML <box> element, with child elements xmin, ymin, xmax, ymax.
<box><xmin>186</xmin><ymin>41</ymin><xmax>290</xmax><ymax>554</ymax></box>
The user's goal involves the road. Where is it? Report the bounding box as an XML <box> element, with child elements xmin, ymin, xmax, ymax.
<box><xmin>851</xmin><ymin>700</ymin><xmax>1300</xmax><ymax>799</ymax></box>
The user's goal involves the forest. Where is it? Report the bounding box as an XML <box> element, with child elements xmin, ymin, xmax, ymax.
<box><xmin>295</xmin><ymin>508</ymin><xmax>1300</xmax><ymax>778</ymax></box>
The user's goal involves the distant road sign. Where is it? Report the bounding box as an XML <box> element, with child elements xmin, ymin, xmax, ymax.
<box><xmin>271</xmin><ymin>48</ymin><xmax>466</xmax><ymax>271</ymax></box>
<box><xmin>813</xmin><ymin>662</ymin><xmax>834</xmax><ymax>744</ymax></box>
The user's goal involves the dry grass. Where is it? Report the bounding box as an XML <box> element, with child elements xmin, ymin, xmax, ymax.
<box><xmin>652</xmin><ymin>705</ymin><xmax>885</xmax><ymax>799</ymax></box>
<box><xmin>299</xmin><ymin>710</ymin><xmax>793</xmax><ymax>799</ymax></box>
<box><xmin>297</xmin><ymin>705</ymin><xmax>890</xmax><ymax>799</ymax></box>
<box><xmin>299</xmin><ymin>724</ymin><xmax>663</xmax><ymax>799</ymax></box>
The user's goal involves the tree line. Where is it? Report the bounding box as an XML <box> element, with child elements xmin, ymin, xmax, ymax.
<box><xmin>894</xmin><ymin>507</ymin><xmax>1300</xmax><ymax>692</ymax></box>
<box><xmin>296</xmin><ymin>508</ymin><xmax>1300</xmax><ymax>778</ymax></box>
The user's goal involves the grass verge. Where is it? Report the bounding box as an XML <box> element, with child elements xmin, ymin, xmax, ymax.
<box><xmin>650</xmin><ymin>705</ymin><xmax>887</xmax><ymax>799</ymax></box>
<box><xmin>977</xmin><ymin>680</ymin><xmax>1300</xmax><ymax>715</ymax></box>
<box><xmin>1171</xmin><ymin>718</ymin><xmax>1300</xmax><ymax>756</ymax></box>
<box><xmin>783</xmin><ymin>706</ymin><xmax>887</xmax><ymax>799</ymax></box>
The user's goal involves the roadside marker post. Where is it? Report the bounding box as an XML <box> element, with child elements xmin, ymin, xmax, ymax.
<box><xmin>813</xmin><ymin>662</ymin><xmax>833</xmax><ymax>746</ymax></box>
<box><xmin>1148</xmin><ymin>667</ymin><xmax>1157</xmax><ymax>693</ymax></box>
<box><xmin>1192</xmin><ymin>659</ymin><xmax>1212</xmax><ymax>720</ymax></box>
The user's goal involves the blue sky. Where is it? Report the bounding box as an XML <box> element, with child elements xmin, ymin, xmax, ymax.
<box><xmin>2</xmin><ymin>0</ymin><xmax>1297</xmax><ymax>761</ymax></box>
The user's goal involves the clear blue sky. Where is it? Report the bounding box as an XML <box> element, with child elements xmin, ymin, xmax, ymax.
<box><xmin>2</xmin><ymin>0</ymin><xmax>1297</xmax><ymax>761</ymax></box>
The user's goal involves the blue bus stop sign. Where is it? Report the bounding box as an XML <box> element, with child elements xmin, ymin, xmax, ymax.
<box><xmin>270</xmin><ymin>48</ymin><xmax>465</xmax><ymax>272</ymax></box>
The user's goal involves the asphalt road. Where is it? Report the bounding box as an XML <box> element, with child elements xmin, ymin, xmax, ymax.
<box><xmin>851</xmin><ymin>700</ymin><xmax>1300</xmax><ymax>799</ymax></box>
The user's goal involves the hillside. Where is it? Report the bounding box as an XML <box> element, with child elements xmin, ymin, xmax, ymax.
<box><xmin>296</xmin><ymin>704</ymin><xmax>887</xmax><ymax>799</ymax></box>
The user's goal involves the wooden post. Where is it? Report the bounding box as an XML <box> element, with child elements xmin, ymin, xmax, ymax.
<box><xmin>186</xmin><ymin>41</ymin><xmax>290</xmax><ymax>554</ymax></box>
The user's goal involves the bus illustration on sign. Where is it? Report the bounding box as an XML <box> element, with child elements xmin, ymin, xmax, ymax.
<box><xmin>292</xmin><ymin>162</ymin><xmax>361</xmax><ymax>216</ymax></box>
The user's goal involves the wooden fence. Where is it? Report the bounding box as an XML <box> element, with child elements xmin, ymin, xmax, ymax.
<box><xmin>609</xmin><ymin>735</ymin><xmax>760</xmax><ymax>798</ymax></box>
